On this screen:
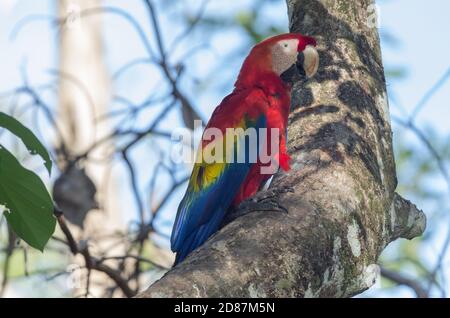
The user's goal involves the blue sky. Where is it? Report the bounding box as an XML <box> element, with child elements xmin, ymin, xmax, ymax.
<box><xmin>375</xmin><ymin>0</ymin><xmax>450</xmax><ymax>297</ymax></box>
<box><xmin>380</xmin><ymin>0</ymin><xmax>450</xmax><ymax>133</ymax></box>
<box><xmin>1</xmin><ymin>0</ymin><xmax>450</xmax><ymax>297</ymax></box>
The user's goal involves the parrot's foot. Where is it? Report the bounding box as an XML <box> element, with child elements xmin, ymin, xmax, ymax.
<box><xmin>221</xmin><ymin>187</ymin><xmax>293</xmax><ymax>226</ymax></box>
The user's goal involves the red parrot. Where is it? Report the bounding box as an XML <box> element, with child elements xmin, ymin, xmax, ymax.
<box><xmin>171</xmin><ymin>33</ymin><xmax>319</xmax><ymax>265</ymax></box>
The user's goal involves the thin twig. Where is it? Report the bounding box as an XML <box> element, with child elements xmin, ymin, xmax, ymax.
<box><xmin>381</xmin><ymin>267</ymin><xmax>428</xmax><ymax>298</ymax></box>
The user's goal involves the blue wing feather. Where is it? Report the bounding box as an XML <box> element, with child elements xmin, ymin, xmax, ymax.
<box><xmin>171</xmin><ymin>114</ymin><xmax>266</xmax><ymax>265</ymax></box>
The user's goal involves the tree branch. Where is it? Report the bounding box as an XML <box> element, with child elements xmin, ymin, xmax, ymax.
<box><xmin>54</xmin><ymin>212</ymin><xmax>135</xmax><ymax>297</ymax></box>
<box><xmin>381</xmin><ymin>267</ymin><xmax>428</xmax><ymax>298</ymax></box>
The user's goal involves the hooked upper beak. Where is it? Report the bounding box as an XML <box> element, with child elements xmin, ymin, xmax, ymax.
<box><xmin>297</xmin><ymin>45</ymin><xmax>319</xmax><ymax>78</ymax></box>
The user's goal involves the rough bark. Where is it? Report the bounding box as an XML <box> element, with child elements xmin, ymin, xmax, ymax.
<box><xmin>137</xmin><ymin>0</ymin><xmax>426</xmax><ymax>298</ymax></box>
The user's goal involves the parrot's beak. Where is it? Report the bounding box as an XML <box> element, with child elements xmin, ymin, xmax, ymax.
<box><xmin>297</xmin><ymin>45</ymin><xmax>319</xmax><ymax>78</ymax></box>
<box><xmin>280</xmin><ymin>45</ymin><xmax>319</xmax><ymax>84</ymax></box>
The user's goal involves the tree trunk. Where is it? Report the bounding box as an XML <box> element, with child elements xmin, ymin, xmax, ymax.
<box><xmin>58</xmin><ymin>0</ymin><xmax>110</xmax><ymax>157</ymax></box>
<box><xmin>57</xmin><ymin>0</ymin><xmax>124</xmax><ymax>296</ymax></box>
<box><xmin>137</xmin><ymin>0</ymin><xmax>426</xmax><ymax>298</ymax></box>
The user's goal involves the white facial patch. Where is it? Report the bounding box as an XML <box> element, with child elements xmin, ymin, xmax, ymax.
<box><xmin>271</xmin><ymin>39</ymin><xmax>299</xmax><ymax>75</ymax></box>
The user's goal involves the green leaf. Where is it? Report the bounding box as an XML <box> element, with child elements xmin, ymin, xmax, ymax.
<box><xmin>0</xmin><ymin>112</ymin><xmax>52</xmax><ymax>175</ymax></box>
<box><xmin>0</xmin><ymin>145</ymin><xmax>56</xmax><ymax>251</ymax></box>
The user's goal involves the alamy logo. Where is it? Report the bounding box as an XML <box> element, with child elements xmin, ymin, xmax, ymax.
<box><xmin>171</xmin><ymin>120</ymin><xmax>282</xmax><ymax>175</ymax></box>
<box><xmin>66</xmin><ymin>4</ymin><xmax>81</xmax><ymax>29</ymax></box>
<box><xmin>66</xmin><ymin>264</ymin><xmax>82</xmax><ymax>289</ymax></box>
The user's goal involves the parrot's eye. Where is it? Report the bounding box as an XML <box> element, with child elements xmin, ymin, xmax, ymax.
<box><xmin>283</xmin><ymin>43</ymin><xmax>288</xmax><ymax>48</ymax></box>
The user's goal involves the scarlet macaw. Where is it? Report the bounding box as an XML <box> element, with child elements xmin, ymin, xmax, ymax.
<box><xmin>171</xmin><ymin>33</ymin><xmax>319</xmax><ymax>265</ymax></box>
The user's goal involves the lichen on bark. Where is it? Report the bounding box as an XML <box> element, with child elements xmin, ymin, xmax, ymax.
<box><xmin>136</xmin><ymin>0</ymin><xmax>426</xmax><ymax>298</ymax></box>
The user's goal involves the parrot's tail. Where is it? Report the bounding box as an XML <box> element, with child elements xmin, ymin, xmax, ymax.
<box><xmin>173</xmin><ymin>207</ymin><xmax>226</xmax><ymax>266</ymax></box>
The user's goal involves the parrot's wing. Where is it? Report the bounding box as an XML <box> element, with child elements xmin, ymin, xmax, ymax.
<box><xmin>170</xmin><ymin>89</ymin><xmax>268</xmax><ymax>264</ymax></box>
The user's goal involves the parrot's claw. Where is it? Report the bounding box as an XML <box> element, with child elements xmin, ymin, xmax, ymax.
<box><xmin>221</xmin><ymin>187</ymin><xmax>293</xmax><ymax>226</ymax></box>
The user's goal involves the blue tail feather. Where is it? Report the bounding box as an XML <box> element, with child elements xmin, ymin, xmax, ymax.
<box><xmin>173</xmin><ymin>207</ymin><xmax>226</xmax><ymax>266</ymax></box>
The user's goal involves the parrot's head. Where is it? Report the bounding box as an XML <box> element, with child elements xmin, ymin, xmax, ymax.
<box><xmin>236</xmin><ymin>33</ymin><xmax>319</xmax><ymax>87</ymax></box>
<box><xmin>266</xmin><ymin>33</ymin><xmax>319</xmax><ymax>78</ymax></box>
